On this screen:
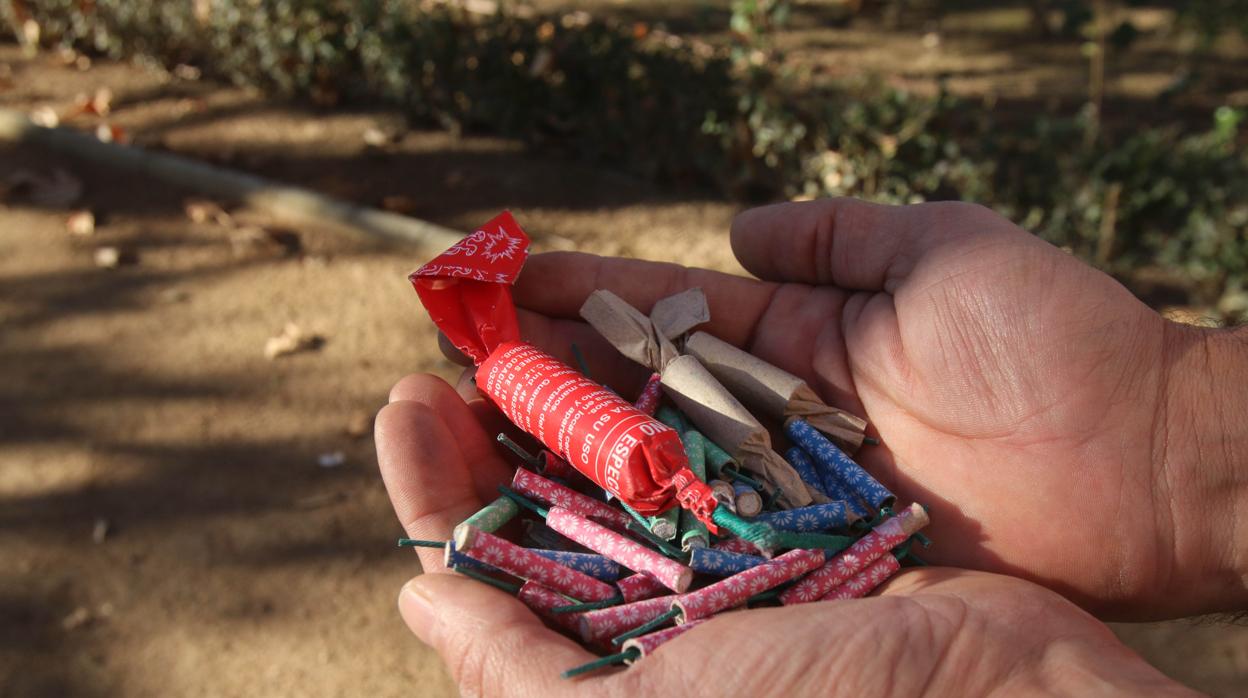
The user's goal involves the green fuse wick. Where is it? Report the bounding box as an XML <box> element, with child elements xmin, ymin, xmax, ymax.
<box><xmin>397</xmin><ymin>538</ymin><xmax>445</xmax><ymax>549</ymax></box>
<box><xmin>454</xmin><ymin>566</ymin><xmax>523</xmax><ymax>595</ymax></box>
<box><xmin>551</xmin><ymin>595</ymin><xmax>624</xmax><ymax>614</ymax></box>
<box><xmin>611</xmin><ymin>607</ymin><xmax>680</xmax><ymax>646</ymax></box>
<box><xmin>561</xmin><ymin>648</ymin><xmax>639</xmax><ymax>679</ymax></box>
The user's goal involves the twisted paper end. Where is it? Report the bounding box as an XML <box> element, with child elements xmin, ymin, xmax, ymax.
<box><xmin>410</xmin><ymin>211</ymin><xmax>530</xmax><ymax>363</ymax></box>
<box><xmin>671</xmin><ymin>468</ymin><xmax>720</xmax><ymax>535</ymax></box>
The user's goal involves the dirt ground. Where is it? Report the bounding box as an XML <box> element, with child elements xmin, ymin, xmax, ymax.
<box><xmin>1</xmin><ymin>31</ymin><xmax>1246</xmax><ymax>698</ymax></box>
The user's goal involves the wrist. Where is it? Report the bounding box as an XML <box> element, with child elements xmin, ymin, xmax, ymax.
<box><xmin>1156</xmin><ymin>322</ymin><xmax>1248</xmax><ymax>614</ymax></box>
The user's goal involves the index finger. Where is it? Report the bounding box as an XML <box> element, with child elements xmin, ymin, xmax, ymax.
<box><xmin>513</xmin><ymin>251</ymin><xmax>778</xmax><ymax>348</ymax></box>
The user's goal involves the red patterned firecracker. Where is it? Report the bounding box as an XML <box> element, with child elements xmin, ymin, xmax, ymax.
<box><xmin>519</xmin><ymin>581</ymin><xmax>584</xmax><ymax>634</ymax></box>
<box><xmin>410</xmin><ymin>212</ymin><xmax>719</xmax><ymax>527</ymax></box>
<box><xmin>820</xmin><ymin>554</ymin><xmax>901</xmax><ymax>601</ymax></box>
<box><xmin>633</xmin><ymin>373</ymin><xmax>663</xmax><ymax>416</ymax></box>
<box><xmin>779</xmin><ymin>503</ymin><xmax>928</xmax><ymax>605</ymax></box>
<box><xmin>579</xmin><ymin>594</ymin><xmax>679</xmax><ymax>645</ymax></box>
<box><xmin>512</xmin><ymin>468</ymin><xmax>633</xmax><ymax>532</ymax></box>
<box><xmin>621</xmin><ymin>619</ymin><xmax>708</xmax><ymax>664</ymax></box>
<box><xmin>675</xmin><ymin>548</ymin><xmax>826</xmax><ymax>622</ymax></box>
<box><xmin>546</xmin><ymin>506</ymin><xmax>694</xmax><ymax>593</ymax></box>
<box><xmin>617</xmin><ymin>572</ymin><xmax>668</xmax><ymax>603</ymax></box>
<box><xmin>454</xmin><ymin>524</ymin><xmax>617</xmax><ymax>602</ymax></box>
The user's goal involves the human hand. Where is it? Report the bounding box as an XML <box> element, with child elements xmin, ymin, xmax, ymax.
<box><xmin>376</xmin><ymin>373</ymin><xmax>1190</xmax><ymax>697</ymax></box>
<box><xmin>452</xmin><ymin>198</ymin><xmax>1244</xmax><ymax>619</ymax></box>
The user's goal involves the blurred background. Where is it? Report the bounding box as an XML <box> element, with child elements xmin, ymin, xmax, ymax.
<box><xmin>1</xmin><ymin>1</ymin><xmax>1246</xmax><ymax>696</ymax></box>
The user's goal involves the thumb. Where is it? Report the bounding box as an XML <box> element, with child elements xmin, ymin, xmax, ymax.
<box><xmin>399</xmin><ymin>574</ymin><xmax>598</xmax><ymax>698</ymax></box>
<box><xmin>730</xmin><ymin>198</ymin><xmax>1002</xmax><ymax>291</ymax></box>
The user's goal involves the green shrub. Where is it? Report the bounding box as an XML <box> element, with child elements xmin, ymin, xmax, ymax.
<box><xmin>5</xmin><ymin>1</ymin><xmax>1246</xmax><ymax>306</ymax></box>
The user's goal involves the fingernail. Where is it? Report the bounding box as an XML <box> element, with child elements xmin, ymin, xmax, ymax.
<box><xmin>399</xmin><ymin>579</ymin><xmax>437</xmax><ymax>645</ymax></box>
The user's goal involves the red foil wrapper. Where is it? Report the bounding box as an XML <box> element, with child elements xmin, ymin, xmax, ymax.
<box><xmin>480</xmin><ymin>342</ymin><xmax>687</xmax><ymax>514</ymax></box>
<box><xmin>411</xmin><ymin>212</ymin><xmax>714</xmax><ymax>520</ymax></box>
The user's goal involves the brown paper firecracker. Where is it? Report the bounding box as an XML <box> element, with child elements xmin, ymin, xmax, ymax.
<box><xmin>684</xmin><ymin>330</ymin><xmax>867</xmax><ymax>453</ymax></box>
<box><xmin>579</xmin><ymin>289</ymin><xmax>813</xmax><ymax>508</ymax></box>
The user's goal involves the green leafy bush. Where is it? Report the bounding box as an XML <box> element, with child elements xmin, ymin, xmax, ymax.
<box><xmin>5</xmin><ymin>1</ymin><xmax>1246</xmax><ymax>307</ymax></box>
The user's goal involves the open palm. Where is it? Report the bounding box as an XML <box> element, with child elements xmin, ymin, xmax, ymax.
<box><xmin>377</xmin><ymin>373</ymin><xmax>1183</xmax><ymax>698</ymax></box>
<box><xmin>377</xmin><ymin>199</ymin><xmax>1211</xmax><ymax>695</ymax></box>
<box><xmin>487</xmin><ymin>199</ymin><xmax>1195</xmax><ymax>618</ymax></box>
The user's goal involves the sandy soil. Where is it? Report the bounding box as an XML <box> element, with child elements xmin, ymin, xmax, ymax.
<box><xmin>1</xmin><ymin>39</ymin><xmax>1246</xmax><ymax>698</ymax></box>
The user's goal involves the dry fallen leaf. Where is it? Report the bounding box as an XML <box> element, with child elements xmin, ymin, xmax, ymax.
<box><xmin>96</xmin><ymin>123</ymin><xmax>129</xmax><ymax>144</ymax></box>
<box><xmin>70</xmin><ymin>87</ymin><xmax>113</xmax><ymax>117</ymax></box>
<box><xmin>230</xmin><ymin>225</ymin><xmax>302</xmax><ymax>257</ymax></box>
<box><xmin>264</xmin><ymin>322</ymin><xmax>324</xmax><ymax>359</ymax></box>
<box><xmin>62</xmin><ymin>607</ymin><xmax>93</xmax><ymax>631</ymax></box>
<box><xmin>362</xmin><ymin>127</ymin><xmax>392</xmax><ymax>147</ymax></box>
<box><xmin>160</xmin><ymin>288</ymin><xmax>191</xmax><ymax>304</ymax></box>
<box><xmin>380</xmin><ymin>195</ymin><xmax>419</xmax><ymax>215</ymax></box>
<box><xmin>92</xmin><ymin>518</ymin><xmax>111</xmax><ymax>544</ymax></box>
<box><xmin>29</xmin><ymin>105</ymin><xmax>59</xmax><ymax>128</ymax></box>
<box><xmin>183</xmin><ymin>198</ymin><xmax>233</xmax><ymax>226</ymax></box>
<box><xmin>94</xmin><ymin>88</ymin><xmax>113</xmax><ymax>115</ymax></box>
<box><xmin>94</xmin><ymin>246</ymin><xmax>136</xmax><ymax>269</ymax></box>
<box><xmin>94</xmin><ymin>247</ymin><xmax>121</xmax><ymax>268</ymax></box>
<box><xmin>262</xmin><ymin>227</ymin><xmax>303</xmax><ymax>256</ymax></box>
<box><xmin>66</xmin><ymin>210</ymin><xmax>96</xmax><ymax>236</ymax></box>
<box><xmin>175</xmin><ymin>97</ymin><xmax>209</xmax><ymax>115</ymax></box>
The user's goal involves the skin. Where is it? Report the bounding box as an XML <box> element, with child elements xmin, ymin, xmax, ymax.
<box><xmin>377</xmin><ymin>199</ymin><xmax>1246</xmax><ymax>696</ymax></box>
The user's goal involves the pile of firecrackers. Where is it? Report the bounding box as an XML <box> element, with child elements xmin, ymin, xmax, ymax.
<box><xmin>400</xmin><ymin>212</ymin><xmax>932</xmax><ymax>679</ymax></box>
